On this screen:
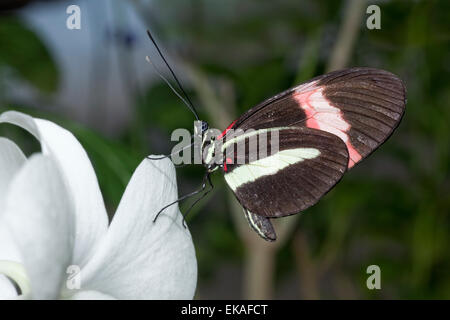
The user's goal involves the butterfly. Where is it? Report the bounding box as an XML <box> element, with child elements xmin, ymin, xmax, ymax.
<box><xmin>199</xmin><ymin>67</ymin><xmax>406</xmax><ymax>241</ymax></box>
<box><xmin>145</xmin><ymin>31</ymin><xmax>406</xmax><ymax>241</ymax></box>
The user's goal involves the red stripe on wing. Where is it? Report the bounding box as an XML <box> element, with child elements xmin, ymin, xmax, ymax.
<box><xmin>218</xmin><ymin>120</ymin><xmax>237</xmax><ymax>140</ymax></box>
<box><xmin>293</xmin><ymin>82</ymin><xmax>362</xmax><ymax>168</ymax></box>
<box><xmin>223</xmin><ymin>157</ymin><xmax>232</xmax><ymax>172</ymax></box>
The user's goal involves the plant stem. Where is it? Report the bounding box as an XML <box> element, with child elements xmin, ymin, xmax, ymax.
<box><xmin>243</xmin><ymin>243</ymin><xmax>277</xmax><ymax>299</ymax></box>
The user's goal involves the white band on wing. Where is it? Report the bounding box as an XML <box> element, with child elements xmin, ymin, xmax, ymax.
<box><xmin>224</xmin><ymin>147</ymin><xmax>320</xmax><ymax>191</ymax></box>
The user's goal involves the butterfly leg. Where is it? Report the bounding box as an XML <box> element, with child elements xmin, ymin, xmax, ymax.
<box><xmin>152</xmin><ymin>171</ymin><xmax>210</xmax><ymax>223</ymax></box>
<box><xmin>181</xmin><ymin>174</ymin><xmax>214</xmax><ymax>228</ymax></box>
<box><xmin>243</xmin><ymin>209</ymin><xmax>277</xmax><ymax>241</ymax></box>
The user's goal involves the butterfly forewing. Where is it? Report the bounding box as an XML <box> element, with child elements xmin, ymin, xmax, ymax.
<box><xmin>222</xmin><ymin>127</ymin><xmax>348</xmax><ymax>218</ymax></box>
<box><xmin>222</xmin><ymin>67</ymin><xmax>406</xmax><ymax>168</ymax></box>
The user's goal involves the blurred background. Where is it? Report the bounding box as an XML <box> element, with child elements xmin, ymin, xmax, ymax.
<box><xmin>0</xmin><ymin>0</ymin><xmax>449</xmax><ymax>299</ymax></box>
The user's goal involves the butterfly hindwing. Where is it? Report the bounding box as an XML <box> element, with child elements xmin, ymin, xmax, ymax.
<box><xmin>222</xmin><ymin>67</ymin><xmax>406</xmax><ymax>168</ymax></box>
<box><xmin>243</xmin><ymin>208</ymin><xmax>277</xmax><ymax>242</ymax></box>
<box><xmin>222</xmin><ymin>127</ymin><xmax>349</xmax><ymax>218</ymax></box>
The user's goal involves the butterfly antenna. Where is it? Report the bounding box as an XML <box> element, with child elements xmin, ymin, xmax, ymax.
<box><xmin>146</xmin><ymin>29</ymin><xmax>199</xmax><ymax>121</ymax></box>
<box><xmin>145</xmin><ymin>56</ymin><xmax>194</xmax><ymax>115</ymax></box>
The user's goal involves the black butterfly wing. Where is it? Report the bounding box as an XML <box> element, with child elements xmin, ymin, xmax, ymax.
<box><xmin>222</xmin><ymin>127</ymin><xmax>348</xmax><ymax>218</ymax></box>
<box><xmin>243</xmin><ymin>208</ymin><xmax>277</xmax><ymax>241</ymax></box>
<box><xmin>220</xmin><ymin>67</ymin><xmax>406</xmax><ymax>168</ymax></box>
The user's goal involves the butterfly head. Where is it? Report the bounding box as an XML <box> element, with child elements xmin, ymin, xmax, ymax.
<box><xmin>201</xmin><ymin>121</ymin><xmax>209</xmax><ymax>134</ymax></box>
<box><xmin>201</xmin><ymin>132</ymin><xmax>221</xmax><ymax>172</ymax></box>
<box><xmin>194</xmin><ymin>120</ymin><xmax>209</xmax><ymax>136</ymax></box>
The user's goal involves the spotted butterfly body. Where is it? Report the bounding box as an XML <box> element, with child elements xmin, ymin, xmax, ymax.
<box><xmin>201</xmin><ymin>67</ymin><xmax>406</xmax><ymax>241</ymax></box>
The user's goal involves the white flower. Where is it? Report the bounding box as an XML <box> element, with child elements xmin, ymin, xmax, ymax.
<box><xmin>0</xmin><ymin>111</ymin><xmax>197</xmax><ymax>300</ymax></box>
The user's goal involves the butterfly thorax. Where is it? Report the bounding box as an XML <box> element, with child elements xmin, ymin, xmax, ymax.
<box><xmin>196</xmin><ymin>120</ymin><xmax>219</xmax><ymax>171</ymax></box>
<box><xmin>202</xmin><ymin>136</ymin><xmax>221</xmax><ymax>172</ymax></box>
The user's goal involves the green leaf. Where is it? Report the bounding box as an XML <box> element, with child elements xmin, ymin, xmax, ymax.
<box><xmin>0</xmin><ymin>16</ymin><xmax>59</xmax><ymax>93</ymax></box>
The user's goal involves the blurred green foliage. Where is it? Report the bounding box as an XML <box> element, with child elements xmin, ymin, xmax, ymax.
<box><xmin>0</xmin><ymin>0</ymin><xmax>449</xmax><ymax>299</ymax></box>
<box><xmin>0</xmin><ymin>16</ymin><xmax>59</xmax><ymax>93</ymax></box>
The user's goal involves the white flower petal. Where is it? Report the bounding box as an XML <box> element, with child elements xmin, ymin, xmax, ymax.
<box><xmin>0</xmin><ymin>225</ymin><xmax>21</xmax><ymax>263</ymax></box>
<box><xmin>0</xmin><ymin>275</ymin><xmax>17</xmax><ymax>299</ymax></box>
<box><xmin>3</xmin><ymin>155</ymin><xmax>75</xmax><ymax>299</ymax></box>
<box><xmin>0</xmin><ymin>111</ymin><xmax>108</xmax><ymax>266</ymax></box>
<box><xmin>68</xmin><ymin>290</ymin><xmax>116</xmax><ymax>300</ymax></box>
<box><xmin>0</xmin><ymin>261</ymin><xmax>30</xmax><ymax>299</ymax></box>
<box><xmin>0</xmin><ymin>138</ymin><xmax>26</xmax><ymax>263</ymax></box>
<box><xmin>81</xmin><ymin>158</ymin><xmax>197</xmax><ymax>299</ymax></box>
<box><xmin>0</xmin><ymin>137</ymin><xmax>26</xmax><ymax>211</ymax></box>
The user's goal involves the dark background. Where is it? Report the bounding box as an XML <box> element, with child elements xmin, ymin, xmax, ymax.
<box><xmin>0</xmin><ymin>0</ymin><xmax>449</xmax><ymax>299</ymax></box>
